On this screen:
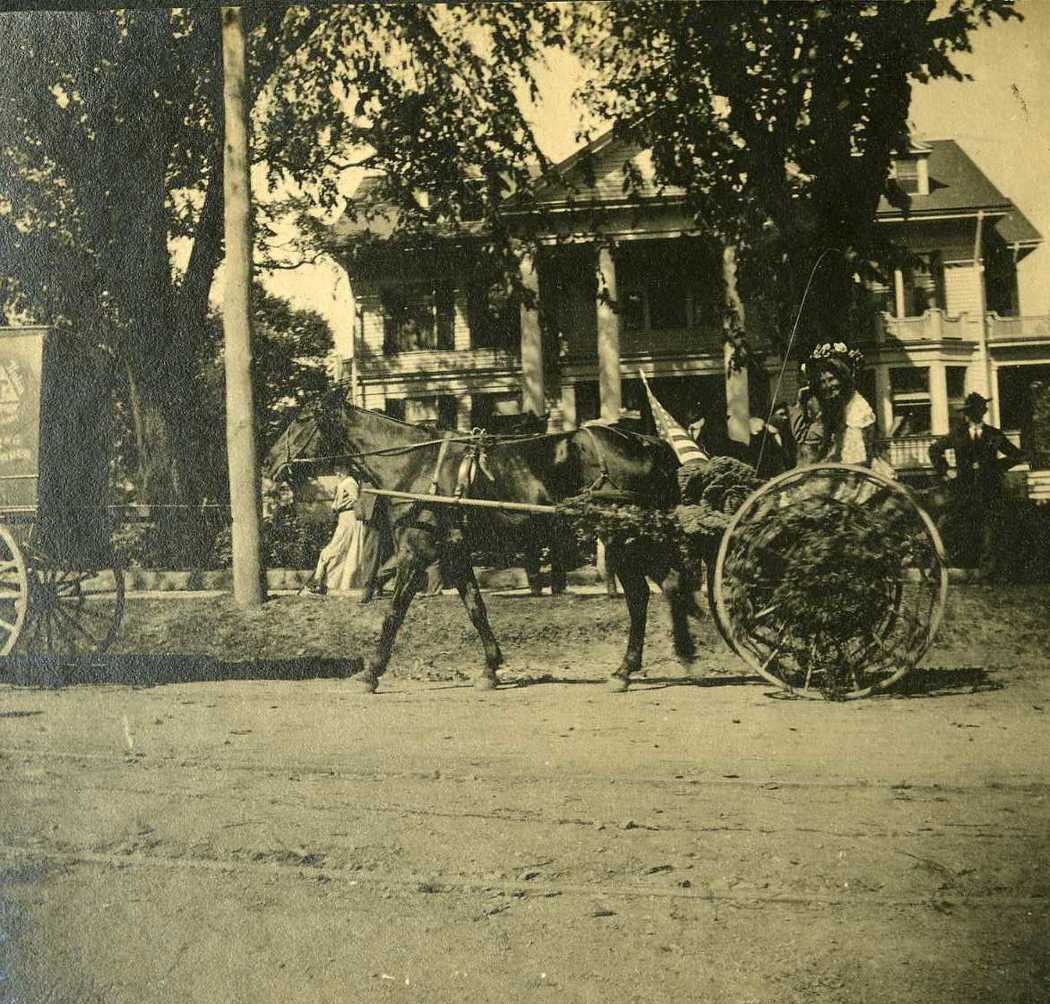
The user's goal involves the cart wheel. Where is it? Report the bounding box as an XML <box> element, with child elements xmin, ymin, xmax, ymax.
<box><xmin>713</xmin><ymin>463</ymin><xmax>948</xmax><ymax>700</ymax></box>
<box><xmin>19</xmin><ymin>547</ymin><xmax>126</xmax><ymax>656</ymax></box>
<box><xmin>0</xmin><ymin>525</ymin><xmax>30</xmax><ymax>656</ymax></box>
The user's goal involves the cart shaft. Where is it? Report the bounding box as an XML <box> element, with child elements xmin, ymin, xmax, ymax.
<box><xmin>361</xmin><ymin>487</ymin><xmax>558</xmax><ymax>515</ymax></box>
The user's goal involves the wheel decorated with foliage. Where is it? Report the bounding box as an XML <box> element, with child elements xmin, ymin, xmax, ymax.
<box><xmin>712</xmin><ymin>463</ymin><xmax>948</xmax><ymax>700</ymax></box>
<box><xmin>18</xmin><ymin>544</ymin><xmax>126</xmax><ymax>656</ymax></box>
<box><xmin>0</xmin><ymin>525</ymin><xmax>30</xmax><ymax>655</ymax></box>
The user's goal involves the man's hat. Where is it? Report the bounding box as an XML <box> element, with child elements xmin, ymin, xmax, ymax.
<box><xmin>963</xmin><ymin>391</ymin><xmax>989</xmax><ymax>412</ymax></box>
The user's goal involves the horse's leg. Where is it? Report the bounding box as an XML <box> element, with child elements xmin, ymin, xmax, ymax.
<box><xmin>356</xmin><ymin>542</ymin><xmax>429</xmax><ymax>694</ymax></box>
<box><xmin>523</xmin><ymin>546</ymin><xmax>543</xmax><ymax>597</ymax></box>
<box><xmin>549</xmin><ymin>547</ymin><xmax>567</xmax><ymax>595</ymax></box>
<box><xmin>607</xmin><ymin>541</ymin><xmax>648</xmax><ymax>693</ymax></box>
<box><xmin>448</xmin><ymin>549</ymin><xmax>504</xmax><ymax>689</ymax></box>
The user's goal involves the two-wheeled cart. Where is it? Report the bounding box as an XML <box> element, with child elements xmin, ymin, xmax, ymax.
<box><xmin>0</xmin><ymin>328</ymin><xmax>124</xmax><ymax>656</ymax></box>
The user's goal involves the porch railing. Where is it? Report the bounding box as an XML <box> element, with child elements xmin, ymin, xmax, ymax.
<box><xmin>878</xmin><ymin>431</ymin><xmax>1023</xmax><ymax>470</ymax></box>
<box><xmin>879</xmin><ymin>434</ymin><xmax>938</xmax><ymax>470</ymax></box>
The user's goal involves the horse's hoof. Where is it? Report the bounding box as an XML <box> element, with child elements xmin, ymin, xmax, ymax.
<box><xmin>679</xmin><ymin>657</ymin><xmax>704</xmax><ymax>679</ymax></box>
<box><xmin>607</xmin><ymin>676</ymin><xmax>630</xmax><ymax>693</ymax></box>
<box><xmin>475</xmin><ymin>674</ymin><xmax>498</xmax><ymax>691</ymax></box>
<box><xmin>352</xmin><ymin>673</ymin><xmax>379</xmax><ymax>694</ymax></box>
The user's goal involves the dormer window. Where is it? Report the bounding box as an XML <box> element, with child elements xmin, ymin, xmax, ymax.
<box><xmin>892</xmin><ymin>155</ymin><xmax>929</xmax><ymax>196</ymax></box>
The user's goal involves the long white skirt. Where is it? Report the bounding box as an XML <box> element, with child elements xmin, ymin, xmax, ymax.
<box><xmin>315</xmin><ymin>510</ymin><xmax>365</xmax><ymax>592</ymax></box>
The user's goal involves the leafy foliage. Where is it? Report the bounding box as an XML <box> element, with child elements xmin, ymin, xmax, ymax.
<box><xmin>557</xmin><ymin>496</ymin><xmax>681</xmax><ymax>557</ymax></box>
<box><xmin>0</xmin><ymin>7</ymin><xmax>560</xmax><ymax>503</ymax></box>
<box><xmin>196</xmin><ymin>283</ymin><xmax>335</xmax><ymax>480</ymax></box>
<box><xmin>569</xmin><ymin>0</ymin><xmax>1021</xmax><ymax>356</ymax></box>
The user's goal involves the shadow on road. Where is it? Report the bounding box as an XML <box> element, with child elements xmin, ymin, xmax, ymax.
<box><xmin>506</xmin><ymin>672</ymin><xmax>764</xmax><ymax>689</ymax></box>
<box><xmin>891</xmin><ymin>665</ymin><xmax>1002</xmax><ymax>699</ymax></box>
<box><xmin>0</xmin><ymin>654</ymin><xmax>363</xmax><ymax>689</ymax></box>
<box><xmin>499</xmin><ymin>665</ymin><xmax>1002</xmax><ymax>700</ymax></box>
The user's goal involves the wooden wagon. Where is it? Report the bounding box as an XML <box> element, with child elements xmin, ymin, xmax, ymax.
<box><xmin>0</xmin><ymin>328</ymin><xmax>124</xmax><ymax>656</ymax></box>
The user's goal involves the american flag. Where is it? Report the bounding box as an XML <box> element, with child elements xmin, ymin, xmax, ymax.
<box><xmin>640</xmin><ymin>372</ymin><xmax>709</xmax><ymax>465</ymax></box>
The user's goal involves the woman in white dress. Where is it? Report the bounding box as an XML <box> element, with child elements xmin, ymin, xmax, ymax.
<box><xmin>792</xmin><ymin>343</ymin><xmax>877</xmax><ymax>467</ymax></box>
<box><xmin>308</xmin><ymin>473</ymin><xmax>366</xmax><ymax>595</ymax></box>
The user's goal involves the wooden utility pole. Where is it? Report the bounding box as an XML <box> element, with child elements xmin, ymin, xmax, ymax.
<box><xmin>221</xmin><ymin>5</ymin><xmax>265</xmax><ymax>606</ymax></box>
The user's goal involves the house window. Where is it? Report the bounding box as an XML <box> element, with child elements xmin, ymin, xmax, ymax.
<box><xmin>889</xmin><ymin>366</ymin><xmax>931</xmax><ymax>436</ymax></box>
<box><xmin>946</xmin><ymin>366</ymin><xmax>968</xmax><ymax>419</ymax></box>
<box><xmin>384</xmin><ymin>398</ymin><xmax>406</xmax><ymax>421</ymax></box>
<box><xmin>617</xmin><ymin>241</ymin><xmax>722</xmax><ymax>333</ymax></box>
<box><xmin>891</xmin><ymin>156</ymin><xmax>928</xmax><ymax>196</ymax></box>
<box><xmin>471</xmin><ymin>391</ymin><xmax>524</xmax><ymax>430</ymax></box>
<box><xmin>467</xmin><ymin>281</ymin><xmax>519</xmax><ymax>350</ymax></box>
<box><xmin>893</xmin><ymin>158</ymin><xmax>920</xmax><ymax>195</ymax></box>
<box><xmin>381</xmin><ymin>282</ymin><xmax>455</xmax><ymax>353</ymax></box>
<box><xmin>404</xmin><ymin>395</ymin><xmax>457</xmax><ymax>429</ymax></box>
<box><xmin>574</xmin><ymin>381</ymin><xmax>600</xmax><ymax>424</ymax></box>
<box><xmin>620</xmin><ymin>276</ymin><xmax>720</xmax><ymax>332</ymax></box>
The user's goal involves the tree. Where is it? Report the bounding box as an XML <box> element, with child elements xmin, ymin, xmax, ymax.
<box><xmin>0</xmin><ymin>6</ymin><xmax>561</xmax><ymax>503</ymax></box>
<box><xmin>570</xmin><ymin>0</ymin><xmax>1021</xmax><ymax>359</ymax></box>
<box><xmin>195</xmin><ymin>283</ymin><xmax>335</xmax><ymax>491</ymax></box>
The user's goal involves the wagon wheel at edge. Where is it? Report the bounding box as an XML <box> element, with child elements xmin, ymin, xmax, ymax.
<box><xmin>18</xmin><ymin>544</ymin><xmax>126</xmax><ymax>657</ymax></box>
<box><xmin>711</xmin><ymin>463</ymin><xmax>948</xmax><ymax>700</ymax></box>
<box><xmin>0</xmin><ymin>524</ymin><xmax>30</xmax><ymax>655</ymax></box>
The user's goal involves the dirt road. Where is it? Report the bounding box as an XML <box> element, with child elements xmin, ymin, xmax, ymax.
<box><xmin>1</xmin><ymin>588</ymin><xmax>1049</xmax><ymax>1002</ymax></box>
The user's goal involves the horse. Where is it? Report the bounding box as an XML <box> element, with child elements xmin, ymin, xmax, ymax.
<box><xmin>405</xmin><ymin>416</ymin><xmax>567</xmax><ymax>596</ymax></box>
<box><xmin>268</xmin><ymin>391</ymin><xmax>699</xmax><ymax>693</ymax></box>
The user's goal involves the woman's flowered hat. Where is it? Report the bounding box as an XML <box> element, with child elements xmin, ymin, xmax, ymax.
<box><xmin>803</xmin><ymin>342</ymin><xmax>865</xmax><ymax>381</ymax></box>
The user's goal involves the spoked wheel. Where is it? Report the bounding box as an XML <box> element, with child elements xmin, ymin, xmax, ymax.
<box><xmin>18</xmin><ymin>545</ymin><xmax>126</xmax><ymax>656</ymax></box>
<box><xmin>712</xmin><ymin>463</ymin><xmax>948</xmax><ymax>700</ymax></box>
<box><xmin>0</xmin><ymin>525</ymin><xmax>30</xmax><ymax>655</ymax></box>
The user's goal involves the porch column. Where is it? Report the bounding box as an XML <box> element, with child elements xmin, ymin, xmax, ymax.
<box><xmin>989</xmin><ymin>358</ymin><xmax>1002</xmax><ymax>427</ymax></box>
<box><xmin>519</xmin><ymin>252</ymin><xmax>544</xmax><ymax>416</ymax></box>
<box><xmin>596</xmin><ymin>244</ymin><xmax>622</xmax><ymax>421</ymax></box>
<box><xmin>893</xmin><ymin>268</ymin><xmax>906</xmax><ymax>319</ymax></box>
<box><xmin>929</xmin><ymin>360</ymin><xmax>949</xmax><ymax>435</ymax></box>
<box><xmin>455</xmin><ymin>392</ymin><xmax>473</xmax><ymax>432</ymax></box>
<box><xmin>875</xmin><ymin>364</ymin><xmax>894</xmax><ymax>438</ymax></box>
<box><xmin>722</xmin><ymin>246</ymin><xmax>751</xmax><ymax>444</ymax></box>
<box><xmin>560</xmin><ymin>384</ymin><xmax>578</xmax><ymax>430</ymax></box>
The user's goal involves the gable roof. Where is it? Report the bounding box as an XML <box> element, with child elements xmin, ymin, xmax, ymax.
<box><xmin>525</xmin><ymin>128</ymin><xmax>687</xmax><ymax>207</ymax></box>
<box><xmin>331</xmin><ymin>132</ymin><xmax>1040</xmax><ymax>247</ymax></box>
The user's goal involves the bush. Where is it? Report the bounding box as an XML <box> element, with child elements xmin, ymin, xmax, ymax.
<box><xmin>260</xmin><ymin>498</ymin><xmax>333</xmax><ymax>569</ymax></box>
<box><xmin>112</xmin><ymin>507</ymin><xmax>231</xmax><ymax>570</ymax></box>
<box><xmin>111</xmin><ymin>492</ymin><xmax>332</xmax><ymax>571</ymax></box>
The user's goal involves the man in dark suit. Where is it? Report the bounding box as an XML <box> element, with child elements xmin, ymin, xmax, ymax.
<box><xmin>928</xmin><ymin>392</ymin><xmax>1026</xmax><ymax>582</ymax></box>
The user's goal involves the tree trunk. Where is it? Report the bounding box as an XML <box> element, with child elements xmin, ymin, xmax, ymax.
<box><xmin>124</xmin><ymin>334</ymin><xmax>198</xmax><ymax>505</ymax></box>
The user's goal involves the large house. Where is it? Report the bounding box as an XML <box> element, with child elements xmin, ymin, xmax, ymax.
<box><xmin>327</xmin><ymin>131</ymin><xmax>1048</xmax><ymax>485</ymax></box>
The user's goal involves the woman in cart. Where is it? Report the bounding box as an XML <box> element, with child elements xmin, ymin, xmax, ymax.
<box><xmin>791</xmin><ymin>342</ymin><xmax>880</xmax><ymax>469</ymax></box>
